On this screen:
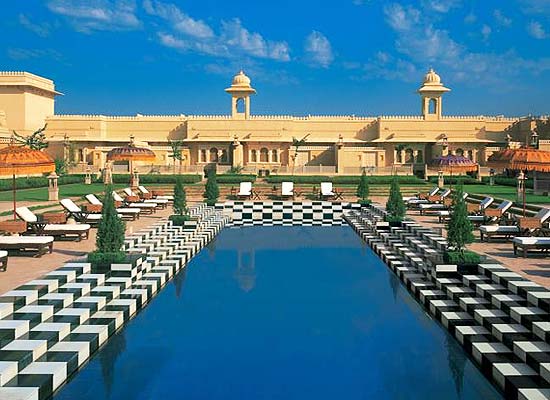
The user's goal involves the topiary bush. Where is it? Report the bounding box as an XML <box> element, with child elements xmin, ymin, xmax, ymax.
<box><xmin>170</xmin><ymin>177</ymin><xmax>190</xmax><ymax>226</ymax></box>
<box><xmin>204</xmin><ymin>169</ymin><xmax>219</xmax><ymax>206</ymax></box>
<box><xmin>446</xmin><ymin>183</ymin><xmax>475</xmax><ymax>261</ymax></box>
<box><xmin>356</xmin><ymin>170</ymin><xmax>369</xmax><ymax>202</ymax></box>
<box><xmin>444</xmin><ymin>250</ymin><xmax>481</xmax><ymax>265</ymax></box>
<box><xmin>385</xmin><ymin>175</ymin><xmax>406</xmax><ymax>223</ymax></box>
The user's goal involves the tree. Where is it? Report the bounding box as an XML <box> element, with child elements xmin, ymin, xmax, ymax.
<box><xmin>96</xmin><ymin>186</ymin><xmax>126</xmax><ymax>252</ymax></box>
<box><xmin>291</xmin><ymin>134</ymin><xmax>309</xmax><ymax>175</ymax></box>
<box><xmin>54</xmin><ymin>158</ymin><xmax>68</xmax><ymax>175</ymax></box>
<box><xmin>169</xmin><ymin>140</ymin><xmax>184</xmax><ymax>174</ymax></box>
<box><xmin>173</xmin><ymin>177</ymin><xmax>187</xmax><ymax>215</ymax></box>
<box><xmin>204</xmin><ymin>168</ymin><xmax>219</xmax><ymax>205</ymax></box>
<box><xmin>385</xmin><ymin>175</ymin><xmax>406</xmax><ymax>222</ymax></box>
<box><xmin>447</xmin><ymin>184</ymin><xmax>474</xmax><ymax>254</ymax></box>
<box><xmin>356</xmin><ymin>169</ymin><xmax>370</xmax><ymax>203</ymax></box>
<box><xmin>13</xmin><ymin>124</ymin><xmax>49</xmax><ymax>150</ymax></box>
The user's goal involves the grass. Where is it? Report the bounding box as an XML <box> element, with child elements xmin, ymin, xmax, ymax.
<box><xmin>463</xmin><ymin>184</ymin><xmax>550</xmax><ymax>204</ymax></box>
<box><xmin>0</xmin><ymin>183</ymin><xmax>127</xmax><ymax>202</ymax></box>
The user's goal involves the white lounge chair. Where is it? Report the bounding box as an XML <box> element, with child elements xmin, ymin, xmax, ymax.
<box><xmin>419</xmin><ymin>190</ymin><xmax>465</xmax><ymax>215</ymax></box>
<box><xmin>123</xmin><ymin>188</ymin><xmax>165</xmax><ymax>208</ymax></box>
<box><xmin>85</xmin><ymin>194</ymin><xmax>140</xmax><ymax>220</ymax></box>
<box><xmin>483</xmin><ymin>200</ymin><xmax>513</xmax><ymax>221</ymax></box>
<box><xmin>113</xmin><ymin>192</ymin><xmax>157</xmax><ymax>214</ymax></box>
<box><xmin>436</xmin><ymin>196</ymin><xmax>493</xmax><ymax>223</ymax></box>
<box><xmin>0</xmin><ymin>250</ymin><xmax>7</xmax><ymax>271</ymax></box>
<box><xmin>60</xmin><ymin>199</ymin><xmax>103</xmax><ymax>224</ymax></box>
<box><xmin>320</xmin><ymin>182</ymin><xmax>335</xmax><ymax>200</ymax></box>
<box><xmin>513</xmin><ymin>237</ymin><xmax>550</xmax><ymax>257</ymax></box>
<box><xmin>405</xmin><ymin>186</ymin><xmax>440</xmax><ymax>204</ymax></box>
<box><xmin>138</xmin><ymin>185</ymin><xmax>174</xmax><ymax>201</ymax></box>
<box><xmin>480</xmin><ymin>207</ymin><xmax>550</xmax><ymax>241</ymax></box>
<box><xmin>236</xmin><ymin>182</ymin><xmax>252</xmax><ymax>199</ymax></box>
<box><xmin>0</xmin><ymin>235</ymin><xmax>54</xmax><ymax>257</ymax></box>
<box><xmin>16</xmin><ymin>206</ymin><xmax>91</xmax><ymax>241</ymax></box>
<box><xmin>281</xmin><ymin>182</ymin><xmax>294</xmax><ymax>199</ymax></box>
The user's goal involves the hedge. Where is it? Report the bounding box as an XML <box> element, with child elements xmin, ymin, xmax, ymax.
<box><xmin>0</xmin><ymin>175</ymin><xmax>88</xmax><ymax>192</ymax></box>
<box><xmin>266</xmin><ymin>175</ymin><xmax>425</xmax><ymax>185</ymax></box>
<box><xmin>481</xmin><ymin>176</ymin><xmax>534</xmax><ymax>189</ymax></box>
<box><xmin>215</xmin><ymin>174</ymin><xmax>256</xmax><ymax>184</ymax></box>
<box><xmin>427</xmin><ymin>176</ymin><xmax>480</xmax><ymax>185</ymax></box>
<box><xmin>111</xmin><ymin>174</ymin><xmax>202</xmax><ymax>184</ymax></box>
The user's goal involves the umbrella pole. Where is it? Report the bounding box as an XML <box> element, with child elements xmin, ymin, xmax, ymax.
<box><xmin>523</xmin><ymin>170</ymin><xmax>526</xmax><ymax>217</ymax></box>
<box><xmin>12</xmin><ymin>171</ymin><xmax>16</xmax><ymax>221</ymax></box>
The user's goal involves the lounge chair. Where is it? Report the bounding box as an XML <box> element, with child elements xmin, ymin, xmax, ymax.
<box><xmin>0</xmin><ymin>235</ymin><xmax>54</xmax><ymax>257</ymax></box>
<box><xmin>419</xmin><ymin>190</ymin><xmax>462</xmax><ymax>215</ymax></box>
<box><xmin>113</xmin><ymin>192</ymin><xmax>156</xmax><ymax>214</ymax></box>
<box><xmin>16</xmin><ymin>207</ymin><xmax>91</xmax><ymax>241</ymax></box>
<box><xmin>85</xmin><ymin>194</ymin><xmax>140</xmax><ymax>220</ymax></box>
<box><xmin>123</xmin><ymin>188</ymin><xmax>165</xmax><ymax>209</ymax></box>
<box><xmin>281</xmin><ymin>182</ymin><xmax>295</xmax><ymax>200</ymax></box>
<box><xmin>436</xmin><ymin>196</ymin><xmax>493</xmax><ymax>223</ymax></box>
<box><xmin>320</xmin><ymin>182</ymin><xmax>335</xmax><ymax>200</ymax></box>
<box><xmin>60</xmin><ymin>199</ymin><xmax>103</xmax><ymax>225</ymax></box>
<box><xmin>237</xmin><ymin>182</ymin><xmax>252</xmax><ymax>199</ymax></box>
<box><xmin>480</xmin><ymin>207</ymin><xmax>550</xmax><ymax>242</ymax></box>
<box><xmin>0</xmin><ymin>250</ymin><xmax>7</xmax><ymax>271</ymax></box>
<box><xmin>513</xmin><ymin>237</ymin><xmax>550</xmax><ymax>257</ymax></box>
<box><xmin>138</xmin><ymin>186</ymin><xmax>173</xmax><ymax>201</ymax></box>
<box><xmin>406</xmin><ymin>187</ymin><xmax>440</xmax><ymax>207</ymax></box>
<box><xmin>483</xmin><ymin>200</ymin><xmax>513</xmax><ymax>222</ymax></box>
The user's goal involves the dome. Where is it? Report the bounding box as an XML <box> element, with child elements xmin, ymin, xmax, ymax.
<box><xmin>423</xmin><ymin>68</ymin><xmax>441</xmax><ymax>84</ymax></box>
<box><xmin>231</xmin><ymin>70</ymin><xmax>251</xmax><ymax>87</ymax></box>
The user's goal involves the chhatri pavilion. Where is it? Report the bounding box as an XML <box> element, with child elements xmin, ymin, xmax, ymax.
<box><xmin>0</xmin><ymin>69</ymin><xmax>541</xmax><ymax>175</ymax></box>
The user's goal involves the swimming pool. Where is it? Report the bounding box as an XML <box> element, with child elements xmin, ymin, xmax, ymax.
<box><xmin>53</xmin><ymin>226</ymin><xmax>501</xmax><ymax>399</ymax></box>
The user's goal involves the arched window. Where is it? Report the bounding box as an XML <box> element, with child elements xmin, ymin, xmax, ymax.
<box><xmin>250</xmin><ymin>149</ymin><xmax>257</xmax><ymax>163</ymax></box>
<box><xmin>467</xmin><ymin>150</ymin><xmax>473</xmax><ymax>160</ymax></box>
<box><xmin>260</xmin><ymin>147</ymin><xmax>269</xmax><ymax>162</ymax></box>
<box><xmin>220</xmin><ymin>149</ymin><xmax>228</xmax><ymax>163</ymax></box>
<box><xmin>405</xmin><ymin>148</ymin><xmax>414</xmax><ymax>163</ymax></box>
<box><xmin>209</xmin><ymin>147</ymin><xmax>219</xmax><ymax>163</ymax></box>
<box><xmin>416</xmin><ymin>150</ymin><xmax>423</xmax><ymax>163</ymax></box>
<box><xmin>272</xmin><ymin>149</ymin><xmax>278</xmax><ymax>163</ymax></box>
<box><xmin>200</xmin><ymin>149</ymin><xmax>207</xmax><ymax>163</ymax></box>
<box><xmin>456</xmin><ymin>148</ymin><xmax>464</xmax><ymax>156</ymax></box>
<box><xmin>236</xmin><ymin>98</ymin><xmax>245</xmax><ymax>114</ymax></box>
<box><xmin>429</xmin><ymin>98</ymin><xmax>437</xmax><ymax>114</ymax></box>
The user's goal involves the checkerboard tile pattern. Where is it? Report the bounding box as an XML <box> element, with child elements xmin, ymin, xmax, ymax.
<box><xmin>215</xmin><ymin>201</ymin><xmax>360</xmax><ymax>226</ymax></box>
<box><xmin>345</xmin><ymin>205</ymin><xmax>550</xmax><ymax>399</ymax></box>
<box><xmin>0</xmin><ymin>204</ymin><xmax>229</xmax><ymax>399</ymax></box>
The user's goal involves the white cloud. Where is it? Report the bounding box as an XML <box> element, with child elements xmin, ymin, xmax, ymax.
<box><xmin>520</xmin><ymin>0</ymin><xmax>550</xmax><ymax>15</ymax></box>
<box><xmin>7</xmin><ymin>48</ymin><xmax>63</xmax><ymax>61</ymax></box>
<box><xmin>143</xmin><ymin>0</ymin><xmax>213</xmax><ymax>39</ymax></box>
<box><xmin>47</xmin><ymin>0</ymin><xmax>140</xmax><ymax>33</ymax></box>
<box><xmin>19</xmin><ymin>14</ymin><xmax>51</xmax><ymax>37</ymax></box>
<box><xmin>384</xmin><ymin>4</ymin><xmax>420</xmax><ymax>32</ymax></box>
<box><xmin>527</xmin><ymin>21</ymin><xmax>548</xmax><ymax>38</ymax></box>
<box><xmin>422</xmin><ymin>0</ymin><xmax>460</xmax><ymax>13</ymax></box>
<box><xmin>493</xmin><ymin>10</ymin><xmax>512</xmax><ymax>27</ymax></box>
<box><xmin>464</xmin><ymin>13</ymin><xmax>476</xmax><ymax>24</ymax></box>
<box><xmin>304</xmin><ymin>31</ymin><xmax>334</xmax><ymax>67</ymax></box>
<box><xmin>481</xmin><ymin>24</ymin><xmax>492</xmax><ymax>41</ymax></box>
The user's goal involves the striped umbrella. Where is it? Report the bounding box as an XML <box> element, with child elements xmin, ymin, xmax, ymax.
<box><xmin>488</xmin><ymin>147</ymin><xmax>550</xmax><ymax>172</ymax></box>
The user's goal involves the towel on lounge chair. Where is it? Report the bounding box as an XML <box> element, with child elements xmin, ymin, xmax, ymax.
<box><xmin>238</xmin><ymin>182</ymin><xmax>252</xmax><ymax>197</ymax></box>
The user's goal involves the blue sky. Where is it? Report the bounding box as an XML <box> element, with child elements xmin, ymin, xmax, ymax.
<box><xmin>2</xmin><ymin>0</ymin><xmax>550</xmax><ymax>117</ymax></box>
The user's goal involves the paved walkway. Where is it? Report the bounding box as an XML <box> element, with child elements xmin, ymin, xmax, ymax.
<box><xmin>0</xmin><ymin>208</ymin><xmax>172</xmax><ymax>295</ymax></box>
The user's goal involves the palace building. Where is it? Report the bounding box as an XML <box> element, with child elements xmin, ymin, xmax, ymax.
<box><xmin>0</xmin><ymin>69</ymin><xmax>538</xmax><ymax>175</ymax></box>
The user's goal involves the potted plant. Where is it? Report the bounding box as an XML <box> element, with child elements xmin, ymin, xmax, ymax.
<box><xmin>87</xmin><ymin>185</ymin><xmax>127</xmax><ymax>272</ymax></box>
<box><xmin>356</xmin><ymin>169</ymin><xmax>371</xmax><ymax>207</ymax></box>
<box><xmin>445</xmin><ymin>183</ymin><xmax>480</xmax><ymax>266</ymax></box>
<box><xmin>385</xmin><ymin>174</ymin><xmax>406</xmax><ymax>226</ymax></box>
<box><xmin>204</xmin><ymin>168</ymin><xmax>219</xmax><ymax>206</ymax></box>
<box><xmin>169</xmin><ymin>177</ymin><xmax>191</xmax><ymax>226</ymax></box>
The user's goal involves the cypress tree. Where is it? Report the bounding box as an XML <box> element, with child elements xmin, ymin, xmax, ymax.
<box><xmin>356</xmin><ymin>169</ymin><xmax>370</xmax><ymax>203</ymax></box>
<box><xmin>204</xmin><ymin>168</ymin><xmax>219</xmax><ymax>206</ymax></box>
<box><xmin>173</xmin><ymin>177</ymin><xmax>187</xmax><ymax>215</ymax></box>
<box><xmin>95</xmin><ymin>185</ymin><xmax>126</xmax><ymax>253</ymax></box>
<box><xmin>385</xmin><ymin>175</ymin><xmax>406</xmax><ymax>222</ymax></box>
<box><xmin>447</xmin><ymin>184</ymin><xmax>474</xmax><ymax>255</ymax></box>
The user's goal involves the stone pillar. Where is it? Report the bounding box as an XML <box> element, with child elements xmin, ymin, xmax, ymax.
<box><xmin>438</xmin><ymin>170</ymin><xmax>444</xmax><ymax>188</ymax></box>
<box><xmin>335</xmin><ymin>144</ymin><xmax>345</xmax><ymax>174</ymax></box>
<box><xmin>400</xmin><ymin>150</ymin><xmax>406</xmax><ymax>164</ymax></box>
<box><xmin>232</xmin><ymin>140</ymin><xmax>244</xmax><ymax>168</ymax></box>
<box><xmin>413</xmin><ymin>150</ymin><xmax>419</xmax><ymax>164</ymax></box>
<box><xmin>48</xmin><ymin>173</ymin><xmax>59</xmax><ymax>201</ymax></box>
<box><xmin>85</xmin><ymin>167</ymin><xmax>92</xmax><ymax>185</ymax></box>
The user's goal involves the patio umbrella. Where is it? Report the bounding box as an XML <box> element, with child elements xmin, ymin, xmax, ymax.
<box><xmin>107</xmin><ymin>137</ymin><xmax>156</xmax><ymax>187</ymax></box>
<box><xmin>429</xmin><ymin>155</ymin><xmax>478</xmax><ymax>188</ymax></box>
<box><xmin>0</xmin><ymin>144</ymin><xmax>55</xmax><ymax>220</ymax></box>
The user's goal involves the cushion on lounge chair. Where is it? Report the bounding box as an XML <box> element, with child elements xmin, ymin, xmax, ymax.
<box><xmin>0</xmin><ymin>236</ymin><xmax>54</xmax><ymax>245</ymax></box>
<box><xmin>407</xmin><ymin>199</ymin><xmax>429</xmax><ymax>205</ymax></box>
<box><xmin>513</xmin><ymin>237</ymin><xmax>550</xmax><ymax>246</ymax></box>
<box><xmin>238</xmin><ymin>182</ymin><xmax>252</xmax><ymax>196</ymax></box>
<box><xmin>138</xmin><ymin>186</ymin><xmax>173</xmax><ymax>200</ymax></box>
<box><xmin>467</xmin><ymin>215</ymin><xmax>485</xmax><ymax>222</ymax></box>
<box><xmin>498</xmin><ymin>200</ymin><xmax>513</xmax><ymax>212</ymax></box>
<box><xmin>15</xmin><ymin>207</ymin><xmax>38</xmax><ymax>223</ymax></box>
<box><xmin>534</xmin><ymin>208</ymin><xmax>550</xmax><ymax>224</ymax></box>
<box><xmin>0</xmin><ymin>250</ymin><xmax>7</xmax><ymax>258</ymax></box>
<box><xmin>321</xmin><ymin>182</ymin><xmax>334</xmax><ymax>196</ymax></box>
<box><xmin>479</xmin><ymin>225</ymin><xmax>520</xmax><ymax>234</ymax></box>
<box><xmin>42</xmin><ymin>224</ymin><xmax>91</xmax><ymax>232</ymax></box>
<box><xmin>85</xmin><ymin>194</ymin><xmax>103</xmax><ymax>206</ymax></box>
<box><xmin>479</xmin><ymin>197</ymin><xmax>494</xmax><ymax>210</ymax></box>
<box><xmin>419</xmin><ymin>203</ymin><xmax>446</xmax><ymax>210</ymax></box>
<box><xmin>60</xmin><ymin>199</ymin><xmax>82</xmax><ymax>214</ymax></box>
<box><xmin>281</xmin><ymin>182</ymin><xmax>294</xmax><ymax>196</ymax></box>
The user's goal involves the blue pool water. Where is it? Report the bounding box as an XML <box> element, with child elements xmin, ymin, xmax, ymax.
<box><xmin>54</xmin><ymin>226</ymin><xmax>502</xmax><ymax>399</ymax></box>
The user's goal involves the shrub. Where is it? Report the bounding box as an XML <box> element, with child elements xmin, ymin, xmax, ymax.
<box><xmin>204</xmin><ymin>169</ymin><xmax>219</xmax><ymax>206</ymax></box>
<box><xmin>444</xmin><ymin>250</ymin><xmax>481</xmax><ymax>265</ymax></box>
<box><xmin>169</xmin><ymin>214</ymin><xmax>191</xmax><ymax>226</ymax></box>
<box><xmin>428</xmin><ymin>176</ymin><xmax>479</xmax><ymax>185</ymax></box>
<box><xmin>385</xmin><ymin>175</ymin><xmax>406</xmax><ymax>222</ymax></box>
<box><xmin>173</xmin><ymin>177</ymin><xmax>187</xmax><ymax>216</ymax></box>
<box><xmin>446</xmin><ymin>184</ymin><xmax>474</xmax><ymax>255</ymax></box>
<box><xmin>356</xmin><ymin>170</ymin><xmax>369</xmax><ymax>201</ymax></box>
<box><xmin>481</xmin><ymin>176</ymin><xmax>533</xmax><ymax>188</ymax></box>
<box><xmin>215</xmin><ymin>174</ymin><xmax>256</xmax><ymax>184</ymax></box>
<box><xmin>266</xmin><ymin>175</ymin><xmax>424</xmax><ymax>185</ymax></box>
<box><xmin>111</xmin><ymin>174</ymin><xmax>201</xmax><ymax>184</ymax></box>
<box><xmin>0</xmin><ymin>175</ymin><xmax>89</xmax><ymax>192</ymax></box>
<box><xmin>55</xmin><ymin>158</ymin><xmax>68</xmax><ymax>175</ymax></box>
<box><xmin>88</xmin><ymin>185</ymin><xmax>126</xmax><ymax>267</ymax></box>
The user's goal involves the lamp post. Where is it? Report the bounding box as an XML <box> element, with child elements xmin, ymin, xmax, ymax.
<box><xmin>531</xmin><ymin>131</ymin><xmax>539</xmax><ymax>149</ymax></box>
<box><xmin>517</xmin><ymin>171</ymin><xmax>526</xmax><ymax>217</ymax></box>
<box><xmin>489</xmin><ymin>168</ymin><xmax>495</xmax><ymax>186</ymax></box>
<box><xmin>48</xmin><ymin>172</ymin><xmax>59</xmax><ymax>201</ymax></box>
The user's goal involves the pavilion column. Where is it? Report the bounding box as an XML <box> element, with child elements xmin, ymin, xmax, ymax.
<box><xmin>472</xmin><ymin>149</ymin><xmax>478</xmax><ymax>163</ymax></box>
<box><xmin>413</xmin><ymin>150</ymin><xmax>419</xmax><ymax>164</ymax></box>
<box><xmin>232</xmin><ymin>140</ymin><xmax>244</xmax><ymax>168</ymax></box>
<box><xmin>400</xmin><ymin>150</ymin><xmax>406</xmax><ymax>164</ymax></box>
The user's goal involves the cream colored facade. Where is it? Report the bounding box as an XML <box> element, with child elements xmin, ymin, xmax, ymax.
<box><xmin>0</xmin><ymin>69</ymin><xmax>539</xmax><ymax>175</ymax></box>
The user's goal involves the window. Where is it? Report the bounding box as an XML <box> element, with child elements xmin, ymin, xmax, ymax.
<box><xmin>429</xmin><ymin>98</ymin><xmax>437</xmax><ymax>114</ymax></box>
<box><xmin>272</xmin><ymin>149</ymin><xmax>278</xmax><ymax>163</ymax></box>
<box><xmin>260</xmin><ymin>147</ymin><xmax>269</xmax><ymax>162</ymax></box>
<box><xmin>220</xmin><ymin>149</ymin><xmax>228</xmax><ymax>163</ymax></box>
<box><xmin>209</xmin><ymin>147</ymin><xmax>219</xmax><ymax>163</ymax></box>
<box><xmin>416</xmin><ymin>150</ymin><xmax>423</xmax><ymax>163</ymax></box>
<box><xmin>200</xmin><ymin>149</ymin><xmax>207</xmax><ymax>163</ymax></box>
<box><xmin>250</xmin><ymin>149</ymin><xmax>257</xmax><ymax>163</ymax></box>
<box><xmin>467</xmin><ymin>150</ymin><xmax>473</xmax><ymax>160</ymax></box>
<box><xmin>456</xmin><ymin>148</ymin><xmax>464</xmax><ymax>156</ymax></box>
<box><xmin>236</xmin><ymin>98</ymin><xmax>245</xmax><ymax>114</ymax></box>
<box><xmin>405</xmin><ymin>148</ymin><xmax>414</xmax><ymax>163</ymax></box>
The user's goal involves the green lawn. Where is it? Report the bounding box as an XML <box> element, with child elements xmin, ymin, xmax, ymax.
<box><xmin>463</xmin><ymin>184</ymin><xmax>550</xmax><ymax>204</ymax></box>
<box><xmin>0</xmin><ymin>183</ymin><xmax>127</xmax><ymax>202</ymax></box>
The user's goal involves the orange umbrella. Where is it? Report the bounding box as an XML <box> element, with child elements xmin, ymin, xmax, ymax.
<box><xmin>0</xmin><ymin>145</ymin><xmax>55</xmax><ymax>220</ymax></box>
<box><xmin>488</xmin><ymin>147</ymin><xmax>550</xmax><ymax>172</ymax></box>
<box><xmin>107</xmin><ymin>137</ymin><xmax>156</xmax><ymax>187</ymax></box>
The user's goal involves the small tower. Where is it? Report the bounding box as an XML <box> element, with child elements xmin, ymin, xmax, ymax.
<box><xmin>225</xmin><ymin>70</ymin><xmax>256</xmax><ymax>119</ymax></box>
<box><xmin>418</xmin><ymin>69</ymin><xmax>450</xmax><ymax>120</ymax></box>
